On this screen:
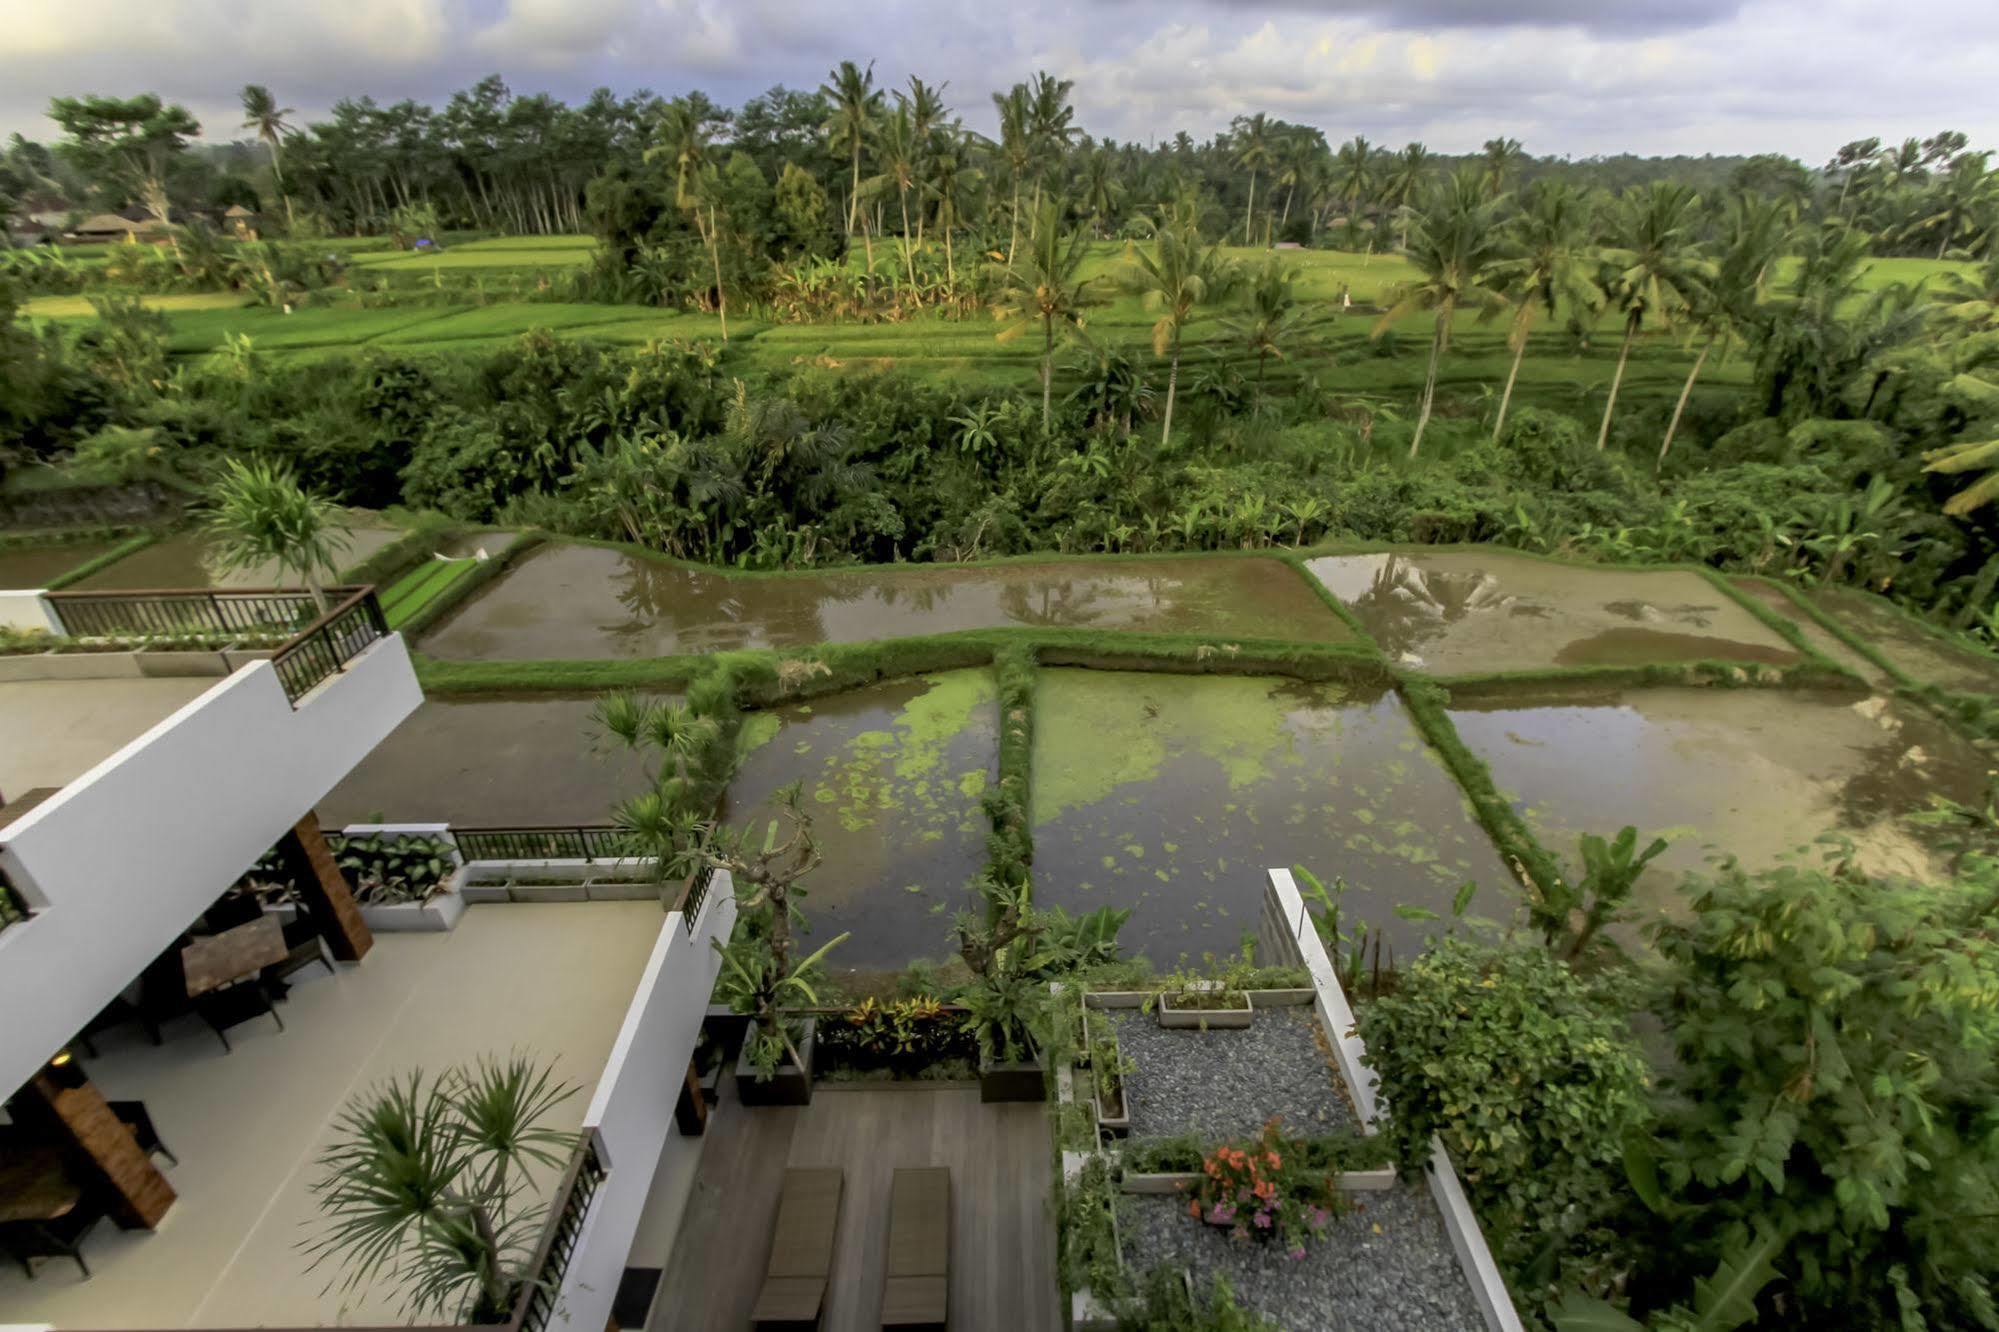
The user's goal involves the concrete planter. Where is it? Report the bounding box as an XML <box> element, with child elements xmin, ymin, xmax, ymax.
<box><xmin>1157</xmin><ymin>991</ymin><xmax>1253</xmax><ymax>1029</ymax></box>
<box><xmin>1248</xmin><ymin>988</ymin><xmax>1317</xmax><ymax>1007</ymax></box>
<box><xmin>978</xmin><ymin>1052</ymin><xmax>1047</xmax><ymax>1103</ymax></box>
<box><xmin>1121</xmin><ymin>1172</ymin><xmax>1196</xmax><ymax>1195</ymax></box>
<box><xmin>359</xmin><ymin>889</ymin><xmax>466</xmax><ymax>933</ymax></box>
<box><xmin>504</xmin><ymin>881</ymin><xmax>589</xmax><ymax>903</ymax></box>
<box><xmin>0</xmin><ymin>651</ymin><xmax>139</xmax><ymax>680</ymax></box>
<box><xmin>1120</xmin><ymin>1167</ymin><xmax>1398</xmax><ymax>1194</ymax></box>
<box><xmin>136</xmin><ymin>649</ymin><xmax>229</xmax><ymax>677</ymax></box>
<box><xmin>1092</xmin><ymin>1078</ymin><xmax>1131</xmax><ymax>1136</ymax></box>
<box><xmin>736</xmin><ymin>1018</ymin><xmax>818</xmax><ymax>1107</ymax></box>
<box><xmin>222</xmin><ymin>647</ymin><xmax>277</xmax><ymax>670</ymax></box>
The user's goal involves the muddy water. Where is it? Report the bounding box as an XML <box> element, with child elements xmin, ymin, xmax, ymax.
<box><xmin>1811</xmin><ymin>586</ymin><xmax>1999</xmax><ymax>695</ymax></box>
<box><xmin>1306</xmin><ymin>550</ymin><xmax>1798</xmax><ymax>674</ymax></box>
<box><xmin>0</xmin><ymin>541</ymin><xmax>121</xmax><ymax>590</ymax></box>
<box><xmin>1449</xmin><ymin>686</ymin><xmax>1990</xmax><ymax>918</ymax></box>
<box><xmin>1732</xmin><ymin>577</ymin><xmax>1884</xmax><ymax>683</ymax></box>
<box><xmin>424</xmin><ymin>544</ymin><xmax>1346</xmax><ymax>660</ymax></box>
<box><xmin>1031</xmin><ymin>670</ymin><xmax>1517</xmax><ymax>964</ymax></box>
<box><xmin>74</xmin><ymin>526</ymin><xmax>403</xmax><ymax>590</ymax></box>
<box><xmin>720</xmin><ymin>671</ymin><xmax>999</xmax><ymax>969</ymax></box>
<box><xmin>319</xmin><ymin>694</ymin><xmax>655</xmax><ymax>828</ymax></box>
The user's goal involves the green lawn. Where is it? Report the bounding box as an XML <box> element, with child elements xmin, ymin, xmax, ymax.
<box><xmin>380</xmin><ymin>557</ymin><xmax>478</xmax><ymax>628</ymax></box>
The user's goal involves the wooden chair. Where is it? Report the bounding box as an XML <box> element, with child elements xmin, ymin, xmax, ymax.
<box><xmin>751</xmin><ymin>1167</ymin><xmax>844</xmax><ymax>1330</ymax></box>
<box><xmin>882</xmin><ymin>1168</ymin><xmax>950</xmax><ymax>1329</ymax></box>
<box><xmin>0</xmin><ymin>1195</ymin><xmax>107</xmax><ymax>1280</ymax></box>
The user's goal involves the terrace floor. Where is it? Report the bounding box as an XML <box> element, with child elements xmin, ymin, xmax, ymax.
<box><xmin>0</xmin><ymin>901</ymin><xmax>662</xmax><ymax>1330</ymax></box>
<box><xmin>0</xmin><ymin>678</ymin><xmax>214</xmax><ymax>799</ymax></box>
<box><xmin>650</xmin><ymin>1086</ymin><xmax>1061</xmax><ymax>1332</ymax></box>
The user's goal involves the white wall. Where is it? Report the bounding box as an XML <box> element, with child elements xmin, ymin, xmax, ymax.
<box><xmin>552</xmin><ymin>878</ymin><xmax>735</xmax><ymax>1332</ymax></box>
<box><xmin>0</xmin><ymin>638</ymin><xmax>422</xmax><ymax>1094</ymax></box>
<box><xmin>0</xmin><ymin>589</ymin><xmax>60</xmax><ymax>635</ymax></box>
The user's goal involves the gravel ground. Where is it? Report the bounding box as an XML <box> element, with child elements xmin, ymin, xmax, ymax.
<box><xmin>1119</xmin><ymin>1181</ymin><xmax>1486</xmax><ymax>1331</ymax></box>
<box><xmin>1118</xmin><ymin>1006</ymin><xmax>1354</xmax><ymax>1140</ymax></box>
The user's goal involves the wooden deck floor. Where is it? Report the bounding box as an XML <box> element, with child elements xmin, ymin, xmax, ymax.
<box><xmin>648</xmin><ymin>1085</ymin><xmax>1061</xmax><ymax>1332</ymax></box>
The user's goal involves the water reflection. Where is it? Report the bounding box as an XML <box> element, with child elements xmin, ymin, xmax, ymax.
<box><xmin>427</xmin><ymin>544</ymin><xmax>1349</xmax><ymax>660</ymax></box>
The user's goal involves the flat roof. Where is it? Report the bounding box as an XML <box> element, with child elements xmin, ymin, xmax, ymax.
<box><xmin>0</xmin><ymin>678</ymin><xmax>217</xmax><ymax>804</ymax></box>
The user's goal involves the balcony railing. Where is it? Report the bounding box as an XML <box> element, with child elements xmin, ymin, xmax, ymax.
<box><xmin>453</xmin><ymin>825</ymin><xmax>633</xmax><ymax>863</ymax></box>
<box><xmin>675</xmin><ymin>864</ymin><xmax>715</xmax><ymax>934</ymax></box>
<box><xmin>511</xmin><ymin>1133</ymin><xmax>609</xmax><ymax>1332</ymax></box>
<box><xmin>270</xmin><ymin>587</ymin><xmax>389</xmax><ymax>705</ymax></box>
<box><xmin>44</xmin><ymin>585</ymin><xmax>348</xmax><ymax>640</ymax></box>
<box><xmin>0</xmin><ymin>866</ymin><xmax>28</xmax><ymax>933</ymax></box>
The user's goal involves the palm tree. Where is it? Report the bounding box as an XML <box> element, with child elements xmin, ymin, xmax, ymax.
<box><xmin>898</xmin><ymin>76</ymin><xmax>949</xmax><ymax>249</ymax></box>
<box><xmin>1909</xmin><ymin>152</ymin><xmax>1998</xmax><ymax>259</ymax></box>
<box><xmin>1079</xmin><ymin>147</ymin><xmax>1124</xmax><ymax>236</ymax></box>
<box><xmin>1486</xmin><ymin>181</ymin><xmax>1601</xmax><ymax>441</ymax></box>
<box><xmin>1382</xmin><ymin>142</ymin><xmax>1432</xmax><ymax>248</ymax></box>
<box><xmin>1334</xmin><ymin>136</ymin><xmax>1374</xmax><ymax>248</ymax></box>
<box><xmin>1933</xmin><ymin>257</ymin><xmax>1999</xmax><ymax>330</ymax></box>
<box><xmin>1025</xmin><ymin>71</ymin><xmax>1077</xmax><ymax>215</ymax></box>
<box><xmin>820</xmin><ymin>60</ymin><xmax>881</xmax><ymax>235</ymax></box>
<box><xmin>1480</xmin><ymin>137</ymin><xmax>1525</xmax><ymax>199</ymax></box>
<box><xmin>240</xmin><ymin>84</ymin><xmax>295</xmax><ymax>226</ymax></box>
<box><xmin>991</xmin><ymin>84</ymin><xmax>1033</xmax><ymax>270</ymax></box>
<box><xmin>645</xmin><ymin>100</ymin><xmax>732</xmax><ymax>338</ymax></box>
<box><xmin>1594</xmin><ymin>183</ymin><xmax>1713</xmax><ymax>452</ymax></box>
<box><xmin>1657</xmin><ymin>192</ymin><xmax>1789</xmax><ymax>464</ymax></box>
<box><xmin>865</xmin><ymin>105</ymin><xmax>921</xmax><ymax>284</ymax></box>
<box><xmin>995</xmin><ymin>199</ymin><xmax>1095</xmax><ymax>431</ymax></box>
<box><xmin>201</xmin><ymin>458</ymin><xmax>350</xmax><ymax>612</ymax></box>
<box><xmin>304</xmin><ymin>1056</ymin><xmax>578</xmax><ymax>1323</ymax></box>
<box><xmin>925</xmin><ymin>145</ymin><xmax>979</xmax><ymax>291</ymax></box>
<box><xmin>1124</xmin><ymin>211</ymin><xmax>1234</xmax><ymax>450</ymax></box>
<box><xmin>1234</xmin><ymin>113</ymin><xmax>1274</xmax><ymax>246</ymax></box>
<box><xmin>1271</xmin><ymin>128</ymin><xmax>1317</xmax><ymax>237</ymax></box>
<box><xmin>1221</xmin><ymin>256</ymin><xmax>1306</xmax><ymax>403</ymax></box>
<box><xmin>1372</xmin><ymin>172</ymin><xmax>1508</xmax><ymax>458</ymax></box>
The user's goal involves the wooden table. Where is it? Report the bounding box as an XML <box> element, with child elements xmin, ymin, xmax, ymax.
<box><xmin>182</xmin><ymin>915</ymin><xmax>287</xmax><ymax>998</ymax></box>
<box><xmin>0</xmin><ymin>1133</ymin><xmax>81</xmax><ymax>1224</ymax></box>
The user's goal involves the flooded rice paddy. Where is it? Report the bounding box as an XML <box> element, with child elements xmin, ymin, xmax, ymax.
<box><xmin>320</xmin><ymin>694</ymin><xmax>654</xmax><ymax>828</ymax></box>
<box><xmin>1307</xmin><ymin>550</ymin><xmax>1798</xmax><ymax>674</ymax></box>
<box><xmin>1449</xmin><ymin>685</ymin><xmax>1990</xmax><ymax>917</ymax></box>
<box><xmin>0</xmin><ymin>541</ymin><xmax>123</xmax><ymax>590</ymax></box>
<box><xmin>1811</xmin><ymin>586</ymin><xmax>1999</xmax><ymax>695</ymax></box>
<box><xmin>1031</xmin><ymin>669</ymin><xmax>1517</xmax><ymax>963</ymax></box>
<box><xmin>721</xmin><ymin>670</ymin><xmax>999</xmax><ymax>969</ymax></box>
<box><xmin>422</xmin><ymin>544</ymin><xmax>1345</xmax><ymax>659</ymax></box>
<box><xmin>73</xmin><ymin>525</ymin><xmax>403</xmax><ymax>591</ymax></box>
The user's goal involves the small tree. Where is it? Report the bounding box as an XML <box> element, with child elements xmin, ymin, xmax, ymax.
<box><xmin>994</xmin><ymin>198</ymin><xmax>1095</xmax><ymax>432</ymax></box>
<box><xmin>706</xmin><ymin>786</ymin><xmax>849</xmax><ymax>1076</ymax></box>
<box><xmin>304</xmin><ymin>1056</ymin><xmax>578</xmax><ymax>1322</ymax></box>
<box><xmin>595</xmin><ymin>690</ymin><xmax>731</xmax><ymax>885</ymax></box>
<box><xmin>200</xmin><ymin>457</ymin><xmax>350</xmax><ymax>612</ymax></box>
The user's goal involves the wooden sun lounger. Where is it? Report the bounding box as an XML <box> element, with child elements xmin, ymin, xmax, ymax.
<box><xmin>752</xmin><ymin>1167</ymin><xmax>845</xmax><ymax>1330</ymax></box>
<box><xmin>881</xmin><ymin>1167</ymin><xmax>950</xmax><ymax>1329</ymax></box>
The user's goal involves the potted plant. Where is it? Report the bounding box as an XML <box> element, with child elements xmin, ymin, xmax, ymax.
<box><xmin>701</xmin><ymin>788</ymin><xmax>848</xmax><ymax>1107</ymax></box>
<box><xmin>1155</xmin><ymin>957</ymin><xmax>1255</xmax><ymax>1030</ymax></box>
<box><xmin>1090</xmin><ymin>1029</ymin><xmax>1134</xmax><ymax>1136</ymax></box>
<box><xmin>953</xmin><ymin>877</ymin><xmax>1056</xmax><ymax>1103</ymax></box>
<box><xmin>1186</xmin><ymin>1118</ymin><xmax>1344</xmax><ymax>1255</ymax></box>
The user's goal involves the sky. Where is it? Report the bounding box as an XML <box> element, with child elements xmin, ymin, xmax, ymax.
<box><xmin>3</xmin><ymin>0</ymin><xmax>1994</xmax><ymax>161</ymax></box>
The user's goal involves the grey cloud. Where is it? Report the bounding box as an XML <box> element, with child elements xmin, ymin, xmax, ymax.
<box><xmin>1135</xmin><ymin>0</ymin><xmax>1747</xmax><ymax>34</ymax></box>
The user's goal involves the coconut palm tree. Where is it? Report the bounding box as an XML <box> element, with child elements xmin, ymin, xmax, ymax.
<box><xmin>925</xmin><ymin>145</ymin><xmax>980</xmax><ymax>291</ymax></box>
<box><xmin>1079</xmin><ymin>147</ymin><xmax>1124</xmax><ymax>236</ymax></box>
<box><xmin>1486</xmin><ymin>180</ymin><xmax>1601</xmax><ymax>441</ymax></box>
<box><xmin>1481</xmin><ymin>137</ymin><xmax>1525</xmax><ymax>199</ymax></box>
<box><xmin>201</xmin><ymin>458</ymin><xmax>350</xmax><ymax>612</ymax></box>
<box><xmin>1594</xmin><ymin>183</ymin><xmax>1714</xmax><ymax>452</ymax></box>
<box><xmin>865</xmin><ymin>105</ymin><xmax>921</xmax><ymax>284</ymax></box>
<box><xmin>995</xmin><ymin>199</ymin><xmax>1095</xmax><ymax>431</ymax></box>
<box><xmin>1124</xmin><ymin>210</ymin><xmax>1235</xmax><ymax>450</ymax></box>
<box><xmin>304</xmin><ymin>1056</ymin><xmax>579</xmax><ymax>1322</ymax></box>
<box><xmin>1657</xmin><ymin>192</ymin><xmax>1790</xmax><ymax>464</ymax></box>
<box><xmin>1221</xmin><ymin>255</ymin><xmax>1307</xmax><ymax>404</ymax></box>
<box><xmin>1233</xmin><ymin>113</ymin><xmax>1274</xmax><ymax>246</ymax></box>
<box><xmin>1382</xmin><ymin>142</ymin><xmax>1433</xmax><ymax>248</ymax></box>
<box><xmin>239</xmin><ymin>84</ymin><xmax>295</xmax><ymax>226</ymax></box>
<box><xmin>820</xmin><ymin>60</ymin><xmax>881</xmax><ymax>235</ymax></box>
<box><xmin>898</xmin><ymin>76</ymin><xmax>949</xmax><ymax>249</ymax></box>
<box><xmin>991</xmin><ymin>84</ymin><xmax>1033</xmax><ymax>270</ymax></box>
<box><xmin>1909</xmin><ymin>152</ymin><xmax>1999</xmax><ymax>259</ymax></box>
<box><xmin>1334</xmin><ymin>136</ymin><xmax>1374</xmax><ymax>245</ymax></box>
<box><xmin>1025</xmin><ymin>71</ymin><xmax>1077</xmax><ymax>215</ymax></box>
<box><xmin>1932</xmin><ymin>257</ymin><xmax>1999</xmax><ymax>331</ymax></box>
<box><xmin>1372</xmin><ymin>171</ymin><xmax>1509</xmax><ymax>458</ymax></box>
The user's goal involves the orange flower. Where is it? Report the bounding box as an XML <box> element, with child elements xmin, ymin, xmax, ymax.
<box><xmin>1188</xmin><ymin>1199</ymin><xmax>1201</xmax><ymax>1218</ymax></box>
<box><xmin>1267</xmin><ymin>1152</ymin><xmax>1281</xmax><ymax>1168</ymax></box>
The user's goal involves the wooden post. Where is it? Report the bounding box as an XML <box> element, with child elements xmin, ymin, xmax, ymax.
<box><xmin>673</xmin><ymin>1059</ymin><xmax>709</xmax><ymax>1137</ymax></box>
<box><xmin>276</xmin><ymin>811</ymin><xmax>372</xmax><ymax>962</ymax></box>
<box><xmin>19</xmin><ymin>1067</ymin><xmax>175</xmax><ymax>1229</ymax></box>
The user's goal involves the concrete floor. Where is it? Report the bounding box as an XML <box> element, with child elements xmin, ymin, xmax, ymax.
<box><xmin>0</xmin><ymin>901</ymin><xmax>665</xmax><ymax>1329</ymax></box>
<box><xmin>0</xmin><ymin>678</ymin><xmax>215</xmax><ymax>802</ymax></box>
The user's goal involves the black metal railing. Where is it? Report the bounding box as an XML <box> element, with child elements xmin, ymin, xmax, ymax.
<box><xmin>511</xmin><ymin>1134</ymin><xmax>609</xmax><ymax>1332</ymax></box>
<box><xmin>453</xmin><ymin>825</ymin><xmax>632</xmax><ymax>863</ymax></box>
<box><xmin>270</xmin><ymin>587</ymin><xmax>389</xmax><ymax>705</ymax></box>
<box><xmin>675</xmin><ymin>864</ymin><xmax>715</xmax><ymax>933</ymax></box>
<box><xmin>0</xmin><ymin>866</ymin><xmax>29</xmax><ymax>932</ymax></box>
<box><xmin>45</xmin><ymin>585</ymin><xmax>346</xmax><ymax>640</ymax></box>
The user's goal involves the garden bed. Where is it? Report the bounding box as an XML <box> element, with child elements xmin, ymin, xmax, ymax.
<box><xmin>1118</xmin><ymin>1181</ymin><xmax>1486</xmax><ymax>1331</ymax></box>
<box><xmin>1116</xmin><ymin>1006</ymin><xmax>1354</xmax><ymax>1140</ymax></box>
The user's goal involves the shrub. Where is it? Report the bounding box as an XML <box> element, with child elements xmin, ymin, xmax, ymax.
<box><xmin>1356</xmin><ymin>937</ymin><xmax>1649</xmax><ymax>1294</ymax></box>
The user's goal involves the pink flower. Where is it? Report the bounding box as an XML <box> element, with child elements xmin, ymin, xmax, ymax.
<box><xmin>1289</xmin><ymin>1245</ymin><xmax>1307</xmax><ymax>1261</ymax></box>
<box><xmin>1253</xmin><ymin>1210</ymin><xmax>1273</xmax><ymax>1229</ymax></box>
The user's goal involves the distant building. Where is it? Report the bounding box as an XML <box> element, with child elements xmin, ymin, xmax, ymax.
<box><xmin>223</xmin><ymin>203</ymin><xmax>259</xmax><ymax>237</ymax></box>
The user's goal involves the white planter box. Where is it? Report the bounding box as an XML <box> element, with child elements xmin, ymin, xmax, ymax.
<box><xmin>1248</xmin><ymin>988</ymin><xmax>1316</xmax><ymax>1007</ymax></box>
<box><xmin>1338</xmin><ymin>1166</ymin><xmax>1399</xmax><ymax>1192</ymax></box>
<box><xmin>584</xmin><ymin>878</ymin><xmax>657</xmax><ymax>902</ymax></box>
<box><xmin>1121</xmin><ymin>1172</ymin><xmax>1195</xmax><ymax>1195</ymax></box>
<box><xmin>360</xmin><ymin>889</ymin><xmax>466</xmax><ymax>932</ymax></box>
<box><xmin>507</xmin><ymin>881</ymin><xmax>589</xmax><ymax>903</ymax></box>
<box><xmin>1157</xmin><ymin>992</ymin><xmax>1253</xmax><ymax>1029</ymax></box>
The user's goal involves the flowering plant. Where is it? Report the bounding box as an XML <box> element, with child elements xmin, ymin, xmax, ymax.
<box><xmin>1185</xmin><ymin>1118</ymin><xmax>1340</xmax><ymax>1256</ymax></box>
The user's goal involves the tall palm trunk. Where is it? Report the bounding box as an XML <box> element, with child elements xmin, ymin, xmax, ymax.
<box><xmin>1596</xmin><ymin>314</ymin><xmax>1640</xmax><ymax>452</ymax></box>
<box><xmin>1041</xmin><ymin>317</ymin><xmax>1054</xmax><ymax>433</ymax></box>
<box><xmin>1658</xmin><ymin>336</ymin><xmax>1713</xmax><ymax>467</ymax></box>
<box><xmin>1493</xmin><ymin>324</ymin><xmax>1529</xmax><ymax>442</ymax></box>
<box><xmin>1159</xmin><ymin>335</ymin><xmax>1184</xmax><ymax>452</ymax></box>
<box><xmin>1279</xmin><ymin>183</ymin><xmax>1295</xmax><ymax>230</ymax></box>
<box><xmin>847</xmin><ymin>143</ymin><xmax>861</xmax><ymax>233</ymax></box>
<box><xmin>1243</xmin><ymin>170</ymin><xmax>1257</xmax><ymax>246</ymax></box>
<box><xmin>944</xmin><ymin>223</ymin><xmax>955</xmax><ymax>291</ymax></box>
<box><xmin>1006</xmin><ymin>182</ymin><xmax>1021</xmax><ymax>272</ymax></box>
<box><xmin>708</xmin><ymin>205</ymin><xmax>728</xmax><ymax>341</ymax></box>
<box><xmin>897</xmin><ymin>187</ymin><xmax>916</xmax><ymax>284</ymax></box>
<box><xmin>1411</xmin><ymin>307</ymin><xmax>1447</xmax><ymax>459</ymax></box>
